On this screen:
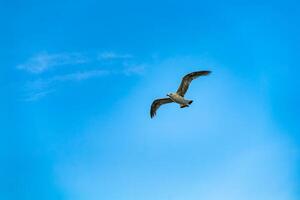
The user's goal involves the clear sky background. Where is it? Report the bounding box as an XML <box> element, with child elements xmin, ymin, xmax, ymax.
<box><xmin>1</xmin><ymin>0</ymin><xmax>300</xmax><ymax>199</ymax></box>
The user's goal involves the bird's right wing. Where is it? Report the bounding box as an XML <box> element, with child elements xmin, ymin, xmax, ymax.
<box><xmin>150</xmin><ymin>98</ymin><xmax>173</xmax><ymax>118</ymax></box>
<box><xmin>176</xmin><ymin>70</ymin><xmax>211</xmax><ymax>97</ymax></box>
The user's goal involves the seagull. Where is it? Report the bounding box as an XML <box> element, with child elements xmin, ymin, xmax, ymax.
<box><xmin>150</xmin><ymin>70</ymin><xmax>211</xmax><ymax>118</ymax></box>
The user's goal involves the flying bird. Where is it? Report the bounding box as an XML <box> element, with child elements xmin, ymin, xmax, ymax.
<box><xmin>150</xmin><ymin>70</ymin><xmax>211</xmax><ymax>118</ymax></box>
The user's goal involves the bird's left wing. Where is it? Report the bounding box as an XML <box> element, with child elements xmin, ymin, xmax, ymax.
<box><xmin>150</xmin><ymin>98</ymin><xmax>173</xmax><ymax>118</ymax></box>
<box><xmin>176</xmin><ymin>70</ymin><xmax>211</xmax><ymax>97</ymax></box>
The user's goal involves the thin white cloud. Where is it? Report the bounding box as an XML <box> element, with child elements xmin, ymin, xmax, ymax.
<box><xmin>19</xmin><ymin>51</ymin><xmax>144</xmax><ymax>101</ymax></box>
<box><xmin>23</xmin><ymin>65</ymin><xmax>145</xmax><ymax>101</ymax></box>
<box><xmin>98</xmin><ymin>52</ymin><xmax>133</xmax><ymax>60</ymax></box>
<box><xmin>51</xmin><ymin>69</ymin><xmax>110</xmax><ymax>82</ymax></box>
<box><xmin>24</xmin><ymin>89</ymin><xmax>56</xmax><ymax>102</ymax></box>
<box><xmin>17</xmin><ymin>52</ymin><xmax>89</xmax><ymax>74</ymax></box>
<box><xmin>17</xmin><ymin>51</ymin><xmax>134</xmax><ymax>74</ymax></box>
<box><xmin>28</xmin><ymin>69</ymin><xmax>109</xmax><ymax>89</ymax></box>
<box><xmin>26</xmin><ymin>67</ymin><xmax>141</xmax><ymax>92</ymax></box>
<box><xmin>122</xmin><ymin>65</ymin><xmax>145</xmax><ymax>75</ymax></box>
<box><xmin>25</xmin><ymin>70</ymin><xmax>109</xmax><ymax>101</ymax></box>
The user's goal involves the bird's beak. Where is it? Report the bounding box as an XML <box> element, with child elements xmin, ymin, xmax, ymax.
<box><xmin>166</xmin><ymin>94</ymin><xmax>169</xmax><ymax>97</ymax></box>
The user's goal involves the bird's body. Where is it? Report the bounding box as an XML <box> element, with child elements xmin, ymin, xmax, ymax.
<box><xmin>150</xmin><ymin>70</ymin><xmax>211</xmax><ymax>118</ymax></box>
<box><xmin>167</xmin><ymin>93</ymin><xmax>192</xmax><ymax>108</ymax></box>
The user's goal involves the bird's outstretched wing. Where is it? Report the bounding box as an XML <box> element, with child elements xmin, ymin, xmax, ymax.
<box><xmin>150</xmin><ymin>98</ymin><xmax>173</xmax><ymax>118</ymax></box>
<box><xmin>176</xmin><ymin>70</ymin><xmax>211</xmax><ymax>97</ymax></box>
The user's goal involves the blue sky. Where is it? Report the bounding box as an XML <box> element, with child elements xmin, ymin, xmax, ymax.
<box><xmin>1</xmin><ymin>0</ymin><xmax>300</xmax><ymax>199</ymax></box>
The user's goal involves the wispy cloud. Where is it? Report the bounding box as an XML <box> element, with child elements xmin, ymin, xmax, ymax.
<box><xmin>24</xmin><ymin>70</ymin><xmax>109</xmax><ymax>101</ymax></box>
<box><xmin>122</xmin><ymin>64</ymin><xmax>145</xmax><ymax>75</ymax></box>
<box><xmin>19</xmin><ymin>51</ymin><xmax>145</xmax><ymax>101</ymax></box>
<box><xmin>50</xmin><ymin>69</ymin><xmax>110</xmax><ymax>82</ymax></box>
<box><xmin>17</xmin><ymin>52</ymin><xmax>89</xmax><ymax>74</ymax></box>
<box><xmin>97</xmin><ymin>52</ymin><xmax>133</xmax><ymax>60</ymax></box>
<box><xmin>23</xmin><ymin>89</ymin><xmax>56</xmax><ymax>102</ymax></box>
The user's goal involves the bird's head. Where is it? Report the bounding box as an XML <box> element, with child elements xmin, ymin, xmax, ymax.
<box><xmin>167</xmin><ymin>93</ymin><xmax>173</xmax><ymax>97</ymax></box>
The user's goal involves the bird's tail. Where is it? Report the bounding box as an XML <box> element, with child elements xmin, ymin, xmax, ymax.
<box><xmin>180</xmin><ymin>104</ymin><xmax>188</xmax><ymax>108</ymax></box>
<box><xmin>180</xmin><ymin>100</ymin><xmax>193</xmax><ymax>108</ymax></box>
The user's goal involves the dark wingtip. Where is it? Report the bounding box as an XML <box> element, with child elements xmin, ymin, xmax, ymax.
<box><xmin>150</xmin><ymin>112</ymin><xmax>155</xmax><ymax>118</ymax></box>
<box><xmin>204</xmin><ymin>70</ymin><xmax>212</xmax><ymax>75</ymax></box>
